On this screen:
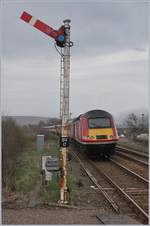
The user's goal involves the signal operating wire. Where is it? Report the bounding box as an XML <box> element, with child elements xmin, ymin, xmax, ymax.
<box><xmin>54</xmin><ymin>43</ymin><xmax>64</xmax><ymax>57</ymax></box>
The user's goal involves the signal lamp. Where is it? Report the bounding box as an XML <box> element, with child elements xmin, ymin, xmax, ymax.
<box><xmin>57</xmin><ymin>34</ymin><xmax>65</xmax><ymax>42</ymax></box>
<box><xmin>56</xmin><ymin>27</ymin><xmax>66</xmax><ymax>47</ymax></box>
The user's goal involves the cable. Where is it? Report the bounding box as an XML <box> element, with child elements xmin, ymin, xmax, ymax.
<box><xmin>54</xmin><ymin>43</ymin><xmax>64</xmax><ymax>57</ymax></box>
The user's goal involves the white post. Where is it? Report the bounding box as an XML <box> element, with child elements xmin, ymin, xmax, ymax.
<box><xmin>59</xmin><ymin>19</ymin><xmax>71</xmax><ymax>203</ymax></box>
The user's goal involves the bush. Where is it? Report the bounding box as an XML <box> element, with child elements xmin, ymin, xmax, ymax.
<box><xmin>2</xmin><ymin>117</ymin><xmax>27</xmax><ymax>191</ymax></box>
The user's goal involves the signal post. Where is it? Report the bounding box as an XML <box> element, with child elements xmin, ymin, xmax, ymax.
<box><xmin>59</xmin><ymin>19</ymin><xmax>71</xmax><ymax>203</ymax></box>
<box><xmin>20</xmin><ymin>12</ymin><xmax>72</xmax><ymax>204</ymax></box>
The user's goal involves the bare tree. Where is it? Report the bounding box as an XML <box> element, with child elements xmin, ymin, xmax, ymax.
<box><xmin>125</xmin><ymin>112</ymin><xmax>148</xmax><ymax>140</ymax></box>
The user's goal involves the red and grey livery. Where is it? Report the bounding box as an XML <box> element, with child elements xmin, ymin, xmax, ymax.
<box><xmin>69</xmin><ymin>109</ymin><xmax>119</xmax><ymax>157</ymax></box>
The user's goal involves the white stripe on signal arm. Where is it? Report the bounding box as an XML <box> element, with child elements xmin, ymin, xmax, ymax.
<box><xmin>29</xmin><ymin>17</ymin><xmax>37</xmax><ymax>26</ymax></box>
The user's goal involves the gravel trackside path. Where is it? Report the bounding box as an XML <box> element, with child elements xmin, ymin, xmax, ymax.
<box><xmin>2</xmin><ymin>208</ymin><xmax>102</xmax><ymax>224</ymax></box>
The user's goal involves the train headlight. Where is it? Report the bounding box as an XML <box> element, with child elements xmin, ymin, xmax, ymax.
<box><xmin>83</xmin><ymin>136</ymin><xmax>90</xmax><ymax>140</ymax></box>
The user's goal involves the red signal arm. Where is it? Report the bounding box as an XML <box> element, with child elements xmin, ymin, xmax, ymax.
<box><xmin>20</xmin><ymin>11</ymin><xmax>65</xmax><ymax>41</ymax></box>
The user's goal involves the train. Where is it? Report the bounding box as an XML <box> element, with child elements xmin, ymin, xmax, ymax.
<box><xmin>69</xmin><ymin>109</ymin><xmax>119</xmax><ymax>158</ymax></box>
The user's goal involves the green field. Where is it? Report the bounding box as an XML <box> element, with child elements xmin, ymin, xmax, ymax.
<box><xmin>13</xmin><ymin>134</ymin><xmax>81</xmax><ymax>203</ymax></box>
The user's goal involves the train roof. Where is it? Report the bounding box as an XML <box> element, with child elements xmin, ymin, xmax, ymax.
<box><xmin>82</xmin><ymin>109</ymin><xmax>112</xmax><ymax>118</ymax></box>
<box><xmin>72</xmin><ymin>109</ymin><xmax>112</xmax><ymax>122</ymax></box>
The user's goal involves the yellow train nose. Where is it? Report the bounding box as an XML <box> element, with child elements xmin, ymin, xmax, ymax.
<box><xmin>89</xmin><ymin>128</ymin><xmax>114</xmax><ymax>139</ymax></box>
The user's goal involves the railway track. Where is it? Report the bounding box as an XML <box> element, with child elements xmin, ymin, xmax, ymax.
<box><xmin>71</xmin><ymin>148</ymin><xmax>149</xmax><ymax>224</ymax></box>
<box><xmin>116</xmin><ymin>145</ymin><xmax>148</xmax><ymax>158</ymax></box>
<box><xmin>114</xmin><ymin>145</ymin><xmax>149</xmax><ymax>181</ymax></box>
<box><xmin>91</xmin><ymin>159</ymin><xmax>149</xmax><ymax>217</ymax></box>
<box><xmin>112</xmin><ymin>154</ymin><xmax>148</xmax><ymax>181</ymax></box>
<box><xmin>109</xmin><ymin>158</ymin><xmax>148</xmax><ymax>184</ymax></box>
<box><xmin>115</xmin><ymin>146</ymin><xmax>148</xmax><ymax>166</ymax></box>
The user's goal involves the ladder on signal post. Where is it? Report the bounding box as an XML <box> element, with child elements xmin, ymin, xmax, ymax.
<box><xmin>60</xmin><ymin>48</ymin><xmax>64</xmax><ymax>120</ymax></box>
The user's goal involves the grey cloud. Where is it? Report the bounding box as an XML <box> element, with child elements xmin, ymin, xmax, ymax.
<box><xmin>1</xmin><ymin>0</ymin><xmax>149</xmax><ymax>118</ymax></box>
<box><xmin>2</xmin><ymin>1</ymin><xmax>148</xmax><ymax>59</ymax></box>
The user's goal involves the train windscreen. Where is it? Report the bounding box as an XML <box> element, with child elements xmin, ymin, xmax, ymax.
<box><xmin>88</xmin><ymin>117</ymin><xmax>111</xmax><ymax>128</ymax></box>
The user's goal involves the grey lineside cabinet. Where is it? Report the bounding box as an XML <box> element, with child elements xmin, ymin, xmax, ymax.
<box><xmin>36</xmin><ymin>134</ymin><xmax>44</xmax><ymax>151</ymax></box>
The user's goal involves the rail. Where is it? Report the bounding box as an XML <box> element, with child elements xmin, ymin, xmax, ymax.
<box><xmin>89</xmin><ymin>160</ymin><xmax>149</xmax><ymax>224</ymax></box>
<box><xmin>71</xmin><ymin>148</ymin><xmax>149</xmax><ymax>224</ymax></box>
<box><xmin>71</xmin><ymin>149</ymin><xmax>120</xmax><ymax>213</ymax></box>
<box><xmin>117</xmin><ymin>146</ymin><xmax>148</xmax><ymax>158</ymax></box>
<box><xmin>110</xmin><ymin>158</ymin><xmax>149</xmax><ymax>184</ymax></box>
<box><xmin>116</xmin><ymin>149</ymin><xmax>148</xmax><ymax>167</ymax></box>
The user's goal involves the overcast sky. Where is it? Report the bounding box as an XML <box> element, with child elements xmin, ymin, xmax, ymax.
<box><xmin>1</xmin><ymin>0</ymin><xmax>149</xmax><ymax>121</ymax></box>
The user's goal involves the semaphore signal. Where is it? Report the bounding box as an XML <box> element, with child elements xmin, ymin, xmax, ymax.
<box><xmin>20</xmin><ymin>11</ymin><xmax>73</xmax><ymax>204</ymax></box>
<box><xmin>20</xmin><ymin>11</ymin><xmax>67</xmax><ymax>47</ymax></box>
